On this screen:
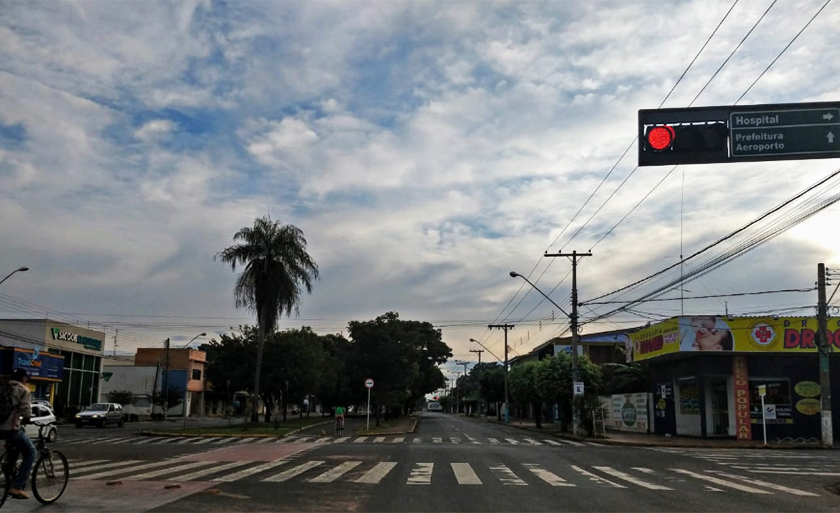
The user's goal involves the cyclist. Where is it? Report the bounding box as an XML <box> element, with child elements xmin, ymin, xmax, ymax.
<box><xmin>0</xmin><ymin>368</ymin><xmax>35</xmax><ymax>500</ymax></box>
<box><xmin>334</xmin><ymin>405</ymin><xmax>345</xmax><ymax>433</ymax></box>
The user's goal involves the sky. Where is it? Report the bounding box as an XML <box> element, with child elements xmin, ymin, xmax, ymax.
<box><xmin>1</xmin><ymin>0</ymin><xmax>839</xmax><ymax>382</ymax></box>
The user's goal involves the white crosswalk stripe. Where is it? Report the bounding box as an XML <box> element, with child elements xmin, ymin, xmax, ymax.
<box><xmin>73</xmin><ymin>460</ymin><xmax>145</xmax><ymax>476</ymax></box>
<box><xmin>234</xmin><ymin>437</ymin><xmax>257</xmax><ymax>444</ymax></box>
<box><xmin>671</xmin><ymin>469</ymin><xmax>772</xmax><ymax>494</ymax></box>
<box><xmin>78</xmin><ymin>460</ymin><xmax>178</xmax><ymax>480</ymax></box>
<box><xmin>214</xmin><ymin>437</ymin><xmax>235</xmax><ymax>444</ymax></box>
<box><xmin>132</xmin><ymin>437</ymin><xmax>159</xmax><ymax>445</ymax></box>
<box><xmin>505</xmin><ymin>438</ymin><xmax>520</xmax><ymax>446</ymax></box>
<box><xmin>391</xmin><ymin>437</ymin><xmax>405</xmax><ymax>443</ymax></box>
<box><xmin>450</xmin><ymin>437</ymin><xmax>461</xmax><ymax>444</ymax></box>
<box><xmin>593</xmin><ymin>467</ymin><xmax>672</xmax><ymax>490</ymax></box>
<box><xmin>169</xmin><ymin>461</ymin><xmax>251</xmax><ymax>481</ymax></box>
<box><xmin>523</xmin><ymin>438</ymin><xmax>542</xmax><ymax>446</ymax></box>
<box><xmin>176</xmin><ymin>437</ymin><xmax>199</xmax><ymax>444</ymax></box>
<box><xmin>296</xmin><ymin>437</ymin><xmax>313</xmax><ymax>443</ymax></box>
<box><xmin>407</xmin><ymin>463</ymin><xmax>433</xmax><ymax>485</ymax></box>
<box><xmin>100</xmin><ymin>437</ymin><xmax>134</xmax><ymax>444</ymax></box>
<box><xmin>192</xmin><ymin>438</ymin><xmax>219</xmax><ymax>444</ymax></box>
<box><xmin>263</xmin><ymin>461</ymin><xmax>324</xmax><ymax>483</ymax></box>
<box><xmin>354</xmin><ymin>437</ymin><xmax>368</xmax><ymax>443</ymax></box>
<box><xmin>277</xmin><ymin>436</ymin><xmax>298</xmax><ymax>443</ymax></box>
<box><xmin>373</xmin><ymin>437</ymin><xmax>386</xmax><ymax>443</ymax></box>
<box><xmin>333</xmin><ymin>437</ymin><xmax>350</xmax><ymax>443</ymax></box>
<box><xmin>432</xmin><ymin>437</ymin><xmax>442</xmax><ymax>444</ymax></box>
<box><xmin>563</xmin><ymin>440</ymin><xmax>585</xmax><ymax>447</ymax></box>
<box><xmin>451</xmin><ymin>463</ymin><xmax>481</xmax><ymax>485</ymax></box>
<box><xmin>151</xmin><ymin>437</ymin><xmax>184</xmax><ymax>444</ymax></box>
<box><xmin>70</xmin><ymin>459</ymin><xmax>109</xmax><ymax>470</ymax></box>
<box><xmin>543</xmin><ymin>439</ymin><xmax>563</xmax><ymax>446</ymax></box>
<box><xmin>708</xmin><ymin>471</ymin><xmax>820</xmax><ymax>496</ymax></box>
<box><xmin>413</xmin><ymin>438</ymin><xmax>422</xmax><ymax>443</ymax></box>
<box><xmin>570</xmin><ymin>465</ymin><xmax>625</xmax><ymax>488</ymax></box>
<box><xmin>313</xmin><ymin>438</ymin><xmax>331</xmax><ymax>444</ymax></box>
<box><xmin>488</xmin><ymin>438</ymin><xmax>500</xmax><ymax>445</ymax></box>
<box><xmin>127</xmin><ymin>461</ymin><xmax>215</xmax><ymax>480</ymax></box>
<box><xmin>212</xmin><ymin>459</ymin><xmax>290</xmax><ymax>482</ymax></box>
<box><xmin>490</xmin><ymin>464</ymin><xmax>527</xmax><ymax>485</ymax></box>
<box><xmin>309</xmin><ymin>461</ymin><xmax>362</xmax><ymax>483</ymax></box>
<box><xmin>256</xmin><ymin>438</ymin><xmax>276</xmax><ymax>444</ymax></box>
<box><xmin>356</xmin><ymin>462</ymin><xmax>397</xmax><ymax>484</ymax></box>
<box><xmin>523</xmin><ymin>464</ymin><xmax>574</xmax><ymax>487</ymax></box>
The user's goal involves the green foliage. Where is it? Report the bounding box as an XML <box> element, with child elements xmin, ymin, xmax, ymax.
<box><xmin>477</xmin><ymin>365</ymin><xmax>505</xmax><ymax>404</ymax></box>
<box><xmin>152</xmin><ymin>387</ymin><xmax>183</xmax><ymax>409</ymax></box>
<box><xmin>105</xmin><ymin>390</ymin><xmax>134</xmax><ymax>406</ymax></box>
<box><xmin>600</xmin><ymin>363</ymin><xmax>646</xmax><ymax>395</ymax></box>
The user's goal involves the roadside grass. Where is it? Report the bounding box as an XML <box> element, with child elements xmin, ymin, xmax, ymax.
<box><xmin>151</xmin><ymin>416</ymin><xmax>330</xmax><ymax>437</ymax></box>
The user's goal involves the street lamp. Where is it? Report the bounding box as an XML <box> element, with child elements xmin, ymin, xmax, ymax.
<box><xmin>0</xmin><ymin>266</ymin><xmax>29</xmax><ymax>287</ymax></box>
<box><xmin>180</xmin><ymin>332</ymin><xmax>207</xmax><ymax>349</ymax></box>
<box><xmin>509</xmin><ymin>270</ymin><xmax>581</xmax><ymax>435</ymax></box>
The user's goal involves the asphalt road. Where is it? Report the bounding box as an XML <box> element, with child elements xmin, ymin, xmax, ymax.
<box><xmin>2</xmin><ymin>413</ymin><xmax>838</xmax><ymax>512</ymax></box>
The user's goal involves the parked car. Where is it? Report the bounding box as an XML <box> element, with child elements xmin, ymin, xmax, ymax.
<box><xmin>427</xmin><ymin>401</ymin><xmax>443</xmax><ymax>412</ymax></box>
<box><xmin>25</xmin><ymin>404</ymin><xmax>57</xmax><ymax>442</ymax></box>
<box><xmin>74</xmin><ymin>403</ymin><xmax>125</xmax><ymax>428</ymax></box>
<box><xmin>32</xmin><ymin>399</ymin><xmax>52</xmax><ymax>409</ymax></box>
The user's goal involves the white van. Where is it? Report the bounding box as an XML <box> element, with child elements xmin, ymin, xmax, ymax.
<box><xmin>427</xmin><ymin>401</ymin><xmax>443</xmax><ymax>412</ymax></box>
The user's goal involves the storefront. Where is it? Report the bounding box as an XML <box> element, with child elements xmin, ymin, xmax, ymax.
<box><xmin>629</xmin><ymin>315</ymin><xmax>840</xmax><ymax>442</ymax></box>
<box><xmin>0</xmin><ymin>319</ymin><xmax>105</xmax><ymax>413</ymax></box>
<box><xmin>0</xmin><ymin>347</ymin><xmax>64</xmax><ymax>402</ymax></box>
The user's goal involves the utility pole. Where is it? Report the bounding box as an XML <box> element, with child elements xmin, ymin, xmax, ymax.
<box><xmin>488</xmin><ymin>324</ymin><xmax>514</xmax><ymax>424</ymax></box>
<box><xmin>113</xmin><ymin>329</ymin><xmax>119</xmax><ymax>357</ymax></box>
<box><xmin>163</xmin><ymin>338</ymin><xmax>171</xmax><ymax>422</ymax></box>
<box><xmin>543</xmin><ymin>250</ymin><xmax>591</xmax><ymax>436</ymax></box>
<box><xmin>817</xmin><ymin>263</ymin><xmax>833</xmax><ymax>447</ymax></box>
<box><xmin>469</xmin><ymin>349</ymin><xmax>484</xmax><ymax>365</ymax></box>
<box><xmin>455</xmin><ymin>361</ymin><xmax>470</xmax><ymax>414</ymax></box>
<box><xmin>469</xmin><ymin>349</ymin><xmax>484</xmax><ymax>414</ymax></box>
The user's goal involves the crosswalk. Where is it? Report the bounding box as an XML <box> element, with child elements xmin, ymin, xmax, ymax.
<box><xmin>60</xmin><ymin>435</ymin><xmax>600</xmax><ymax>447</ymax></box>
<box><xmin>66</xmin><ymin>457</ymin><xmax>822</xmax><ymax>495</ymax></box>
<box><xmin>650</xmin><ymin>448</ymin><xmax>840</xmax><ymax>476</ymax></box>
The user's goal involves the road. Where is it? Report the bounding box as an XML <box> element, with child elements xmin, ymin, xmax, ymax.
<box><xmin>2</xmin><ymin>413</ymin><xmax>838</xmax><ymax>512</ymax></box>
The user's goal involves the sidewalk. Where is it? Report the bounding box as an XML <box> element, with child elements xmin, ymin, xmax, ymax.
<box><xmin>469</xmin><ymin>415</ymin><xmax>825</xmax><ymax>449</ymax></box>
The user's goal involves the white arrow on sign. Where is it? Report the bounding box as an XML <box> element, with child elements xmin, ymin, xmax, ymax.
<box><xmin>828</xmin><ymin>132</ymin><xmax>836</xmax><ymax>144</ymax></box>
<box><xmin>824</xmin><ymin>113</ymin><xmax>834</xmax><ymax>121</ymax></box>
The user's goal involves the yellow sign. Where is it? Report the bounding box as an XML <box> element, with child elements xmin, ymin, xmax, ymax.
<box><xmin>629</xmin><ymin>316</ymin><xmax>840</xmax><ymax>362</ymax></box>
<box><xmin>796</xmin><ymin>398</ymin><xmax>821</xmax><ymax>415</ymax></box>
<box><xmin>794</xmin><ymin>381</ymin><xmax>821</xmax><ymax>398</ymax></box>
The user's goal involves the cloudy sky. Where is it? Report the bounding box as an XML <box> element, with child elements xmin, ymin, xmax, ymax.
<box><xmin>1</xmin><ymin>0</ymin><xmax>839</xmax><ymax>379</ymax></box>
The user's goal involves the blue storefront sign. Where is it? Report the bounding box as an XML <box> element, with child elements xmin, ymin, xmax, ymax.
<box><xmin>1</xmin><ymin>348</ymin><xmax>64</xmax><ymax>381</ymax></box>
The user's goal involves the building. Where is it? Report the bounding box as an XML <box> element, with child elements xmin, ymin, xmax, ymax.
<box><xmin>629</xmin><ymin>315</ymin><xmax>840</xmax><ymax>442</ymax></box>
<box><xmin>0</xmin><ymin>319</ymin><xmax>105</xmax><ymax>412</ymax></box>
<box><xmin>510</xmin><ymin>327</ymin><xmax>641</xmax><ymax>367</ymax></box>
<box><xmin>134</xmin><ymin>348</ymin><xmax>206</xmax><ymax>416</ymax></box>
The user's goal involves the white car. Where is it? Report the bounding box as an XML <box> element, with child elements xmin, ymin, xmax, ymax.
<box><xmin>25</xmin><ymin>404</ymin><xmax>57</xmax><ymax>442</ymax></box>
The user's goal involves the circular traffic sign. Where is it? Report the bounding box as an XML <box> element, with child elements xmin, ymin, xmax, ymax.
<box><xmin>365</xmin><ymin>378</ymin><xmax>374</xmax><ymax>389</ymax></box>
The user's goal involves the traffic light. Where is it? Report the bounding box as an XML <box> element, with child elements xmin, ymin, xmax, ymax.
<box><xmin>641</xmin><ymin>122</ymin><xmax>729</xmax><ymax>165</ymax></box>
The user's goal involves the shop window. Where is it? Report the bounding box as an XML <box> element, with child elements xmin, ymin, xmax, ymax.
<box><xmin>80</xmin><ymin>372</ymin><xmax>94</xmax><ymax>407</ymax></box>
<box><xmin>749</xmin><ymin>379</ymin><xmax>793</xmax><ymax>425</ymax></box>
<box><xmin>83</xmin><ymin>354</ymin><xmax>96</xmax><ymax>371</ymax></box>
<box><xmin>69</xmin><ymin>371</ymin><xmax>82</xmax><ymax>407</ymax></box>
<box><xmin>678</xmin><ymin>380</ymin><xmax>700</xmax><ymax>414</ymax></box>
<box><xmin>192</xmin><ymin>369</ymin><xmax>202</xmax><ymax>381</ymax></box>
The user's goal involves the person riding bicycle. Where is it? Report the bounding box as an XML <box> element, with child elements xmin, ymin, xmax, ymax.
<box><xmin>335</xmin><ymin>405</ymin><xmax>345</xmax><ymax>429</ymax></box>
<box><xmin>0</xmin><ymin>369</ymin><xmax>35</xmax><ymax>500</ymax></box>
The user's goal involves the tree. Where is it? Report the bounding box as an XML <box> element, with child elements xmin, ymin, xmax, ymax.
<box><xmin>534</xmin><ymin>352</ymin><xmax>602</xmax><ymax>432</ymax></box>
<box><xmin>201</xmin><ymin>327</ymin><xmax>257</xmax><ymax>415</ymax></box>
<box><xmin>600</xmin><ymin>363</ymin><xmax>646</xmax><ymax>395</ymax></box>
<box><xmin>153</xmin><ymin>386</ymin><xmax>183</xmax><ymax>410</ymax></box>
<box><xmin>478</xmin><ymin>365</ymin><xmax>505</xmax><ymax>420</ymax></box>
<box><xmin>216</xmin><ymin>216</ymin><xmax>320</xmax><ymax>421</ymax></box>
<box><xmin>508</xmin><ymin>361</ymin><xmax>544</xmax><ymax>429</ymax></box>
<box><xmin>105</xmin><ymin>390</ymin><xmax>134</xmax><ymax>406</ymax></box>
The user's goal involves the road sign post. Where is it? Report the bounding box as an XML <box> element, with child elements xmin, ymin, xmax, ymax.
<box><xmin>365</xmin><ymin>378</ymin><xmax>374</xmax><ymax>430</ymax></box>
<box><xmin>759</xmin><ymin>384</ymin><xmax>767</xmax><ymax>446</ymax></box>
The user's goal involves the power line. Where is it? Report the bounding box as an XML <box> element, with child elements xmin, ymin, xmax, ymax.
<box><xmin>585</xmin><ymin>287</ymin><xmax>816</xmax><ymax>305</ymax></box>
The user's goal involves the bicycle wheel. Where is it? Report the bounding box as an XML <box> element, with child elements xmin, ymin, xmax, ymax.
<box><xmin>31</xmin><ymin>451</ymin><xmax>68</xmax><ymax>504</ymax></box>
<box><xmin>0</xmin><ymin>453</ymin><xmax>11</xmax><ymax>509</ymax></box>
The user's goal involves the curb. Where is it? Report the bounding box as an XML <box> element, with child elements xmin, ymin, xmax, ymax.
<box><xmin>141</xmin><ymin>419</ymin><xmax>333</xmax><ymax>439</ymax></box>
<box><xmin>354</xmin><ymin>418</ymin><xmax>419</xmax><ymax>436</ymax></box>
<box><xmin>463</xmin><ymin>414</ymin><xmax>825</xmax><ymax>450</ymax></box>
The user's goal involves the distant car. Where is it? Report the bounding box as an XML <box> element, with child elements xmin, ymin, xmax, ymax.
<box><xmin>25</xmin><ymin>404</ymin><xmax>57</xmax><ymax>442</ymax></box>
<box><xmin>32</xmin><ymin>399</ymin><xmax>52</xmax><ymax>409</ymax></box>
<box><xmin>427</xmin><ymin>402</ymin><xmax>443</xmax><ymax>412</ymax></box>
<box><xmin>75</xmin><ymin>403</ymin><xmax>125</xmax><ymax>428</ymax></box>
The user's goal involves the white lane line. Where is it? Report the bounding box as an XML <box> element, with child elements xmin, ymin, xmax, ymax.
<box><xmin>544</xmin><ymin>440</ymin><xmax>563</xmax><ymax>446</ymax></box>
<box><xmin>570</xmin><ymin>466</ymin><xmax>625</xmax><ymax>488</ymax></box>
<box><xmin>671</xmin><ymin>469</ymin><xmax>772</xmax><ymax>494</ymax></box>
<box><xmin>353</xmin><ymin>437</ymin><xmax>368</xmax><ymax>444</ymax></box>
<box><xmin>214</xmin><ymin>438</ymin><xmax>235</xmax><ymax>444</ymax></box>
<box><xmin>333</xmin><ymin>437</ymin><xmax>350</xmax><ymax>444</ymax></box>
<box><xmin>450</xmin><ymin>437</ymin><xmax>462</xmax><ymax>444</ymax></box>
<box><xmin>72</xmin><ymin>460</ymin><xmax>144</xmax><ymax>476</ymax></box>
<box><xmin>193</xmin><ymin>438</ymin><xmax>220</xmax><ymax>445</ymax></box>
<box><xmin>78</xmin><ymin>460</ymin><xmax>178</xmax><ymax>480</ymax></box>
<box><xmin>489</xmin><ymin>464</ymin><xmax>527</xmax><ymax>485</ymax></box>
<box><xmin>391</xmin><ymin>437</ymin><xmax>405</xmax><ymax>443</ymax></box>
<box><xmin>451</xmin><ymin>463</ymin><xmax>482</xmax><ymax>485</ymax></box>
<box><xmin>263</xmin><ymin>461</ymin><xmax>325</xmax><ymax>483</ymax></box>
<box><xmin>213</xmin><ymin>460</ymin><xmax>289</xmax><ymax>482</ymax></box>
<box><xmin>127</xmin><ymin>461</ymin><xmax>215</xmax><ymax>480</ymax></box>
<box><xmin>563</xmin><ymin>440</ymin><xmax>585</xmax><ymax>447</ymax></box>
<box><xmin>488</xmin><ymin>438</ymin><xmax>500</xmax><ymax>445</ymax></box>
<box><xmin>374</xmin><ymin>437</ymin><xmax>386</xmax><ymax>443</ymax></box>
<box><xmin>523</xmin><ymin>464</ymin><xmax>574</xmax><ymax>487</ymax></box>
<box><xmin>357</xmin><ymin>462</ymin><xmax>398</xmax><ymax>484</ymax></box>
<box><xmin>309</xmin><ymin>461</ymin><xmax>362</xmax><ymax>483</ymax></box>
<box><xmin>742</xmin><ymin>470</ymin><xmax>840</xmax><ymax>476</ymax></box>
<box><xmin>505</xmin><ymin>438</ymin><xmax>520</xmax><ymax>446</ymax></box>
<box><xmin>709</xmin><ymin>471</ymin><xmax>820</xmax><ymax>496</ymax></box>
<box><xmin>407</xmin><ymin>463</ymin><xmax>434</xmax><ymax>485</ymax></box>
<box><xmin>169</xmin><ymin>461</ymin><xmax>251</xmax><ymax>481</ymax></box>
<box><xmin>413</xmin><ymin>438</ymin><xmax>422</xmax><ymax>443</ymax></box>
<box><xmin>432</xmin><ymin>437</ymin><xmax>442</xmax><ymax>444</ymax></box>
<box><xmin>593</xmin><ymin>467</ymin><xmax>672</xmax><ymax>490</ymax></box>
<box><xmin>523</xmin><ymin>438</ymin><xmax>543</xmax><ymax>446</ymax></box>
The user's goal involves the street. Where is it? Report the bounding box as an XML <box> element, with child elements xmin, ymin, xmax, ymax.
<box><xmin>1</xmin><ymin>413</ymin><xmax>838</xmax><ymax>512</ymax></box>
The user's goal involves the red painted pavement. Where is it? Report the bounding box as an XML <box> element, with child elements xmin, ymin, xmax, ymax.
<box><xmin>181</xmin><ymin>442</ymin><xmax>312</xmax><ymax>462</ymax></box>
<box><xmin>56</xmin><ymin>480</ymin><xmax>216</xmax><ymax>511</ymax></box>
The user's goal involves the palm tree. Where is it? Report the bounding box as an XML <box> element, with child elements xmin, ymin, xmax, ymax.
<box><xmin>216</xmin><ymin>216</ymin><xmax>319</xmax><ymax>421</ymax></box>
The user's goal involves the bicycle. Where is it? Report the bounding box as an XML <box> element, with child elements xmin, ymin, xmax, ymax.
<box><xmin>335</xmin><ymin>417</ymin><xmax>345</xmax><ymax>437</ymax></box>
<box><xmin>0</xmin><ymin>420</ymin><xmax>69</xmax><ymax>507</ymax></box>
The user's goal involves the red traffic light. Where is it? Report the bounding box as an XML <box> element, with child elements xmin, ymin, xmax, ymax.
<box><xmin>647</xmin><ymin>125</ymin><xmax>675</xmax><ymax>151</ymax></box>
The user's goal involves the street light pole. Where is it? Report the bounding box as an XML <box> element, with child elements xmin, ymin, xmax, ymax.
<box><xmin>180</xmin><ymin>332</ymin><xmax>207</xmax><ymax>349</ymax></box>
<box><xmin>0</xmin><ymin>266</ymin><xmax>29</xmax><ymax>287</ymax></box>
<box><xmin>488</xmin><ymin>324</ymin><xmax>514</xmax><ymax>424</ymax></box>
<box><xmin>455</xmin><ymin>360</ymin><xmax>470</xmax><ymax>414</ymax></box>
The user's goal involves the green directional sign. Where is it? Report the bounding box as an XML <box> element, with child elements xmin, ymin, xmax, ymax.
<box><xmin>730</xmin><ymin>108</ymin><xmax>840</xmax><ymax>158</ymax></box>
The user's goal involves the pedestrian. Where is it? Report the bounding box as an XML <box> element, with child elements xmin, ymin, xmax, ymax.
<box><xmin>0</xmin><ymin>368</ymin><xmax>36</xmax><ymax>499</ymax></box>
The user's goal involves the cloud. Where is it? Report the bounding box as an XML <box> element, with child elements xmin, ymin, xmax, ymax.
<box><xmin>135</xmin><ymin>120</ymin><xmax>176</xmax><ymax>142</ymax></box>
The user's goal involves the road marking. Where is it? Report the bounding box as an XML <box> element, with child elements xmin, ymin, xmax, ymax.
<box><xmin>631</xmin><ymin>467</ymin><xmax>655</xmax><ymax>474</ymax></box>
<box><xmin>543</xmin><ymin>439</ymin><xmax>563</xmax><ymax>446</ymax></box>
<box><xmin>523</xmin><ymin>438</ymin><xmax>542</xmax><ymax>446</ymax></box>
<box><xmin>333</xmin><ymin>437</ymin><xmax>350</xmax><ymax>444</ymax></box>
<box><xmin>488</xmin><ymin>438</ymin><xmax>500</xmax><ymax>445</ymax></box>
<box><xmin>570</xmin><ymin>466</ymin><xmax>625</xmax><ymax>488</ymax></box>
<box><xmin>413</xmin><ymin>438</ymin><xmax>422</xmax><ymax>443</ymax></box>
<box><xmin>671</xmin><ymin>469</ymin><xmax>771</xmax><ymax>493</ymax></box>
<box><xmin>213</xmin><ymin>459</ymin><xmax>289</xmax><ymax>482</ymax></box>
<box><xmin>176</xmin><ymin>438</ymin><xmax>199</xmax><ymax>444</ymax></box>
<box><xmin>356</xmin><ymin>462</ymin><xmax>397</xmax><ymax>484</ymax></box>
<box><xmin>169</xmin><ymin>461</ymin><xmax>251</xmax><ymax>481</ymax></box>
<box><xmin>490</xmin><ymin>464</ymin><xmax>527</xmax><ymax>485</ymax></box>
<box><xmin>374</xmin><ymin>437</ymin><xmax>386</xmax><ymax>443</ymax></box>
<box><xmin>407</xmin><ymin>463</ymin><xmax>433</xmax><ymax>485</ymax></box>
<box><xmin>192</xmin><ymin>438</ymin><xmax>219</xmax><ymax>445</ymax></box>
<box><xmin>126</xmin><ymin>461</ymin><xmax>215</xmax><ymax>480</ymax></box>
<box><xmin>130</xmin><ymin>437</ymin><xmax>158</xmax><ymax>445</ymax></box>
<box><xmin>78</xmin><ymin>460</ymin><xmax>178</xmax><ymax>480</ymax></box>
<box><xmin>100</xmin><ymin>437</ymin><xmax>133</xmax><ymax>444</ymax></box>
<box><xmin>391</xmin><ymin>437</ymin><xmax>405</xmax><ymax>443</ymax></box>
<box><xmin>523</xmin><ymin>464</ymin><xmax>574</xmax><ymax>487</ymax></box>
<box><xmin>313</xmin><ymin>438</ymin><xmax>331</xmax><ymax>444</ymax></box>
<box><xmin>277</xmin><ymin>436</ymin><xmax>298</xmax><ymax>443</ymax></box>
<box><xmin>451</xmin><ymin>463</ymin><xmax>482</xmax><ymax>485</ymax></box>
<box><xmin>432</xmin><ymin>437</ymin><xmax>442</xmax><ymax>444</ymax></box>
<box><xmin>593</xmin><ymin>467</ymin><xmax>672</xmax><ymax>490</ymax></box>
<box><xmin>214</xmin><ymin>438</ymin><xmax>235</xmax><ymax>444</ymax></box>
<box><xmin>450</xmin><ymin>437</ymin><xmax>462</xmax><ymax>444</ymax></box>
<box><xmin>69</xmin><ymin>459</ymin><xmax>109</xmax><ymax>470</ymax></box>
<box><xmin>296</xmin><ymin>437</ymin><xmax>313</xmax><ymax>443</ymax></box>
<box><xmin>465</xmin><ymin>434</ymin><xmax>477</xmax><ymax>442</ymax></box>
<box><xmin>234</xmin><ymin>437</ymin><xmax>257</xmax><ymax>444</ymax></box>
<box><xmin>563</xmin><ymin>440</ymin><xmax>585</xmax><ymax>447</ymax></box>
<box><xmin>583</xmin><ymin>442</ymin><xmax>601</xmax><ymax>447</ymax></box>
<box><xmin>150</xmin><ymin>437</ymin><xmax>183</xmax><ymax>444</ymax></box>
<box><xmin>505</xmin><ymin>438</ymin><xmax>520</xmax><ymax>446</ymax></box>
<box><xmin>264</xmin><ymin>461</ymin><xmax>325</xmax><ymax>482</ymax></box>
<box><xmin>709</xmin><ymin>471</ymin><xmax>820</xmax><ymax>496</ymax></box>
<box><xmin>354</xmin><ymin>437</ymin><xmax>368</xmax><ymax>444</ymax></box>
<box><xmin>309</xmin><ymin>461</ymin><xmax>362</xmax><ymax>483</ymax></box>
<box><xmin>741</xmin><ymin>470</ymin><xmax>840</xmax><ymax>476</ymax></box>
<box><xmin>67</xmin><ymin>437</ymin><xmax>108</xmax><ymax>445</ymax></box>
<box><xmin>72</xmin><ymin>460</ymin><xmax>145</xmax><ymax>476</ymax></box>
<box><xmin>706</xmin><ymin>486</ymin><xmax>725</xmax><ymax>492</ymax></box>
